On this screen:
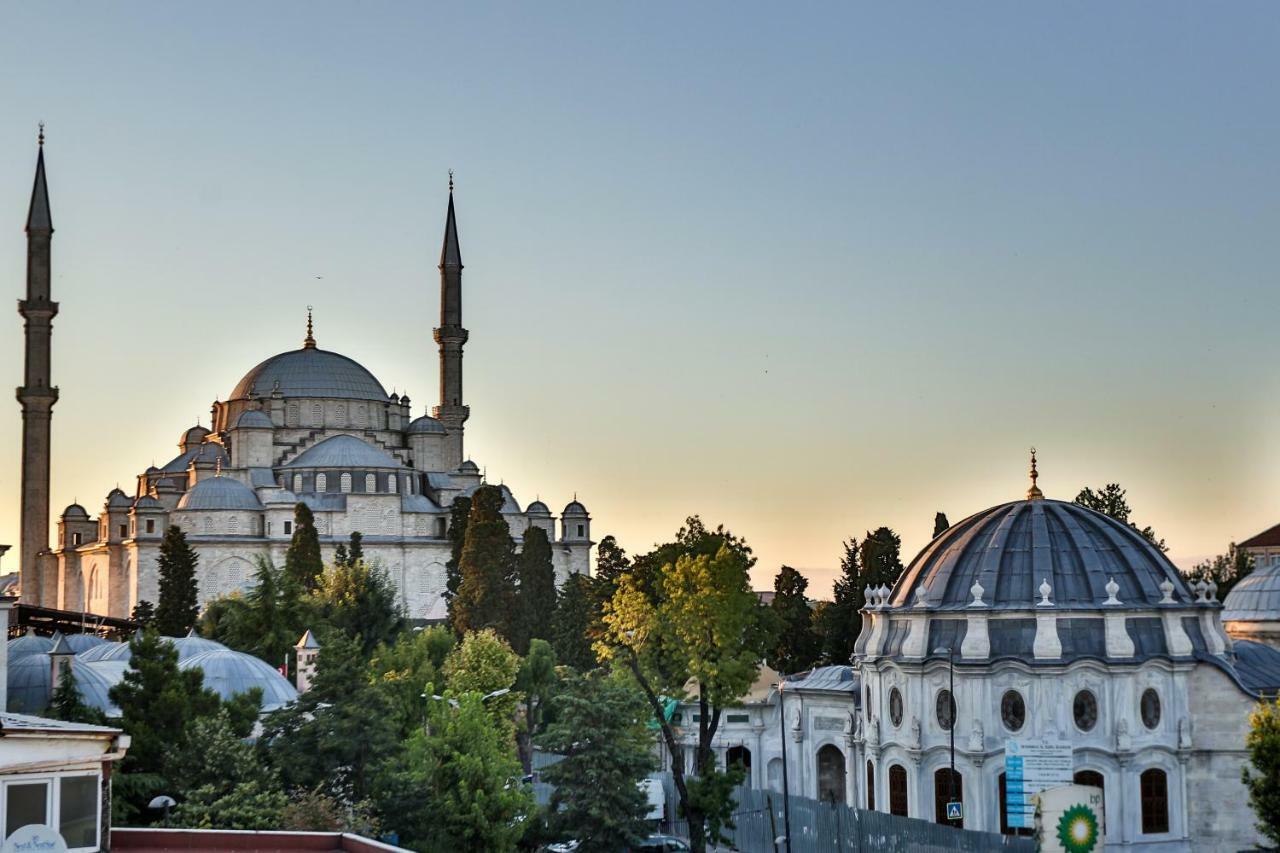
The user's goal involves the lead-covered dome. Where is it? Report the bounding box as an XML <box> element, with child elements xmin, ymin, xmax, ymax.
<box><xmin>176</xmin><ymin>476</ymin><xmax>263</xmax><ymax>511</ymax></box>
<box><xmin>1222</xmin><ymin>565</ymin><xmax>1280</xmax><ymax>624</ymax></box>
<box><xmin>230</xmin><ymin>347</ymin><xmax>388</xmax><ymax>402</ymax></box>
<box><xmin>892</xmin><ymin>499</ymin><xmax>1191</xmax><ymax>611</ymax></box>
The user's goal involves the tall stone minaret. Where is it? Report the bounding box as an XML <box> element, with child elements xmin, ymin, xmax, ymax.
<box><xmin>16</xmin><ymin>127</ymin><xmax>57</xmax><ymax>604</ymax></box>
<box><xmin>432</xmin><ymin>175</ymin><xmax>469</xmax><ymax>469</ymax></box>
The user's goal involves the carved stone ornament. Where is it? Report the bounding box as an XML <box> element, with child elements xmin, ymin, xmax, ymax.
<box><xmin>969</xmin><ymin>579</ymin><xmax>986</xmax><ymax>607</ymax></box>
<box><xmin>1104</xmin><ymin>577</ymin><xmax>1121</xmax><ymax>606</ymax></box>
<box><xmin>1038</xmin><ymin>578</ymin><xmax>1053</xmax><ymax>607</ymax></box>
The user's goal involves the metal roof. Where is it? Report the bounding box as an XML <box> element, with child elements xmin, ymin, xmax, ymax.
<box><xmin>230</xmin><ymin>347</ymin><xmax>388</xmax><ymax>402</ymax></box>
<box><xmin>406</xmin><ymin>415</ymin><xmax>447</xmax><ymax>435</ymax></box>
<box><xmin>182</xmin><ymin>649</ymin><xmax>298</xmax><ymax>711</ymax></box>
<box><xmin>285</xmin><ymin>435</ymin><xmax>404</xmax><ymax>470</ymax></box>
<box><xmin>235</xmin><ymin>410</ymin><xmax>274</xmax><ymax>429</ymax></box>
<box><xmin>160</xmin><ymin>443</ymin><xmax>228</xmax><ymax>474</ymax></box>
<box><xmin>783</xmin><ymin>665</ymin><xmax>859</xmax><ymax>694</ymax></box>
<box><xmin>0</xmin><ymin>712</ymin><xmax>118</xmax><ymax>735</ymax></box>
<box><xmin>1233</xmin><ymin>640</ymin><xmax>1280</xmax><ymax>695</ymax></box>
<box><xmin>1222</xmin><ymin>565</ymin><xmax>1280</xmax><ymax>622</ymax></box>
<box><xmin>176</xmin><ymin>476</ymin><xmax>263</xmax><ymax>511</ymax></box>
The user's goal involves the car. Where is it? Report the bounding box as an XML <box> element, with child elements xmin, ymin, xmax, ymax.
<box><xmin>629</xmin><ymin>835</ymin><xmax>691</xmax><ymax>852</ymax></box>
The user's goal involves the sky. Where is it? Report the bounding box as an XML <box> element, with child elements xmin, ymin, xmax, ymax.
<box><xmin>1</xmin><ymin>3</ymin><xmax>1279</xmax><ymax>595</ymax></box>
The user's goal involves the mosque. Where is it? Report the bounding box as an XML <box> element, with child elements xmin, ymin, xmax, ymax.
<box><xmin>12</xmin><ymin>136</ymin><xmax>592</xmax><ymax>622</ymax></box>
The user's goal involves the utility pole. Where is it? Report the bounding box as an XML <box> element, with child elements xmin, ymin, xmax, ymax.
<box><xmin>778</xmin><ymin>682</ymin><xmax>792</xmax><ymax>853</ymax></box>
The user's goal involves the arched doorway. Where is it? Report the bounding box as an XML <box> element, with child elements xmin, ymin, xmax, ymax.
<box><xmin>933</xmin><ymin>767</ymin><xmax>963</xmax><ymax>827</ymax></box>
<box><xmin>816</xmin><ymin>745</ymin><xmax>846</xmax><ymax>805</ymax></box>
<box><xmin>726</xmin><ymin>745</ymin><xmax>751</xmax><ymax>775</ymax></box>
<box><xmin>767</xmin><ymin>758</ymin><xmax>783</xmax><ymax>793</ymax></box>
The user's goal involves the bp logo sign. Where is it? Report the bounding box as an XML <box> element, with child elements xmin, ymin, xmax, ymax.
<box><xmin>1056</xmin><ymin>803</ymin><xmax>1100</xmax><ymax>853</ymax></box>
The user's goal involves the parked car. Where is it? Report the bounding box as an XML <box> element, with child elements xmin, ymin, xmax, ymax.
<box><xmin>543</xmin><ymin>834</ymin><xmax>690</xmax><ymax>853</ymax></box>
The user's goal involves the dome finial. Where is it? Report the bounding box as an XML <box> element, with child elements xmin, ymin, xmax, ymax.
<box><xmin>304</xmin><ymin>305</ymin><xmax>316</xmax><ymax>349</ymax></box>
<box><xmin>1026</xmin><ymin>446</ymin><xmax>1044</xmax><ymax>500</ymax></box>
<box><xmin>37</xmin><ymin>122</ymin><xmax>44</xmax><ymax>147</ymax></box>
<box><xmin>448</xmin><ymin>169</ymin><xmax>454</xmax><ymax>193</ymax></box>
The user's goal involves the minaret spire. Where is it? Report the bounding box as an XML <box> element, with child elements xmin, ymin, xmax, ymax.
<box><xmin>433</xmin><ymin>174</ymin><xmax>469</xmax><ymax>469</ymax></box>
<box><xmin>17</xmin><ymin>126</ymin><xmax>59</xmax><ymax>605</ymax></box>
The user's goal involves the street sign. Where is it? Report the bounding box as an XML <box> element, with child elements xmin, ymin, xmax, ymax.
<box><xmin>1005</xmin><ymin>738</ymin><xmax>1074</xmax><ymax>829</ymax></box>
<box><xmin>946</xmin><ymin>801</ymin><xmax>963</xmax><ymax>821</ymax></box>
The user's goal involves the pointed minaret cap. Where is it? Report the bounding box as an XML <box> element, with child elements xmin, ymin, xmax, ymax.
<box><xmin>303</xmin><ymin>305</ymin><xmax>316</xmax><ymax>349</ymax></box>
<box><xmin>26</xmin><ymin>124</ymin><xmax>52</xmax><ymax>233</ymax></box>
<box><xmin>296</xmin><ymin>629</ymin><xmax>320</xmax><ymax>650</ymax></box>
<box><xmin>49</xmin><ymin>631</ymin><xmax>74</xmax><ymax>656</ymax></box>
<box><xmin>185</xmin><ymin>627</ymin><xmax>199</xmax><ymax>639</ymax></box>
<box><xmin>1026</xmin><ymin>447</ymin><xmax>1044</xmax><ymax>501</ymax></box>
<box><xmin>440</xmin><ymin>172</ymin><xmax>462</xmax><ymax>269</ymax></box>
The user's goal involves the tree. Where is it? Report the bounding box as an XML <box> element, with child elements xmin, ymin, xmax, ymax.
<box><xmin>284</xmin><ymin>502</ymin><xmax>324</xmax><ymax>591</ymax></box>
<box><xmin>933</xmin><ymin>512</ymin><xmax>950</xmax><ymax>538</ymax></box>
<box><xmin>334</xmin><ymin>531</ymin><xmax>365</xmax><ymax>568</ymax></box>
<box><xmin>48</xmin><ymin>668</ymin><xmax>106</xmax><ymax>725</ymax></box>
<box><xmin>369</xmin><ymin>626</ymin><xmax>456</xmax><ymax>738</ymax></box>
<box><xmin>768</xmin><ymin>566</ymin><xmax>820</xmax><ymax>674</ymax></box>
<box><xmin>1244</xmin><ymin>696</ymin><xmax>1280</xmax><ymax>846</ymax></box>
<box><xmin>594</xmin><ymin>535</ymin><xmax>632</xmax><ymax>594</ymax></box>
<box><xmin>1186</xmin><ymin>543</ymin><xmax>1254</xmax><ymax>600</ymax></box>
<box><xmin>316</xmin><ymin>558</ymin><xmax>405</xmax><ymax>657</ymax></box>
<box><xmin>514</xmin><ymin>525</ymin><xmax>557</xmax><ymax>655</ymax></box>
<box><xmin>376</xmin><ymin>690</ymin><xmax>532</xmax><ymax>852</ymax></box>
<box><xmin>515</xmin><ymin>639</ymin><xmax>558</xmax><ymax>775</ymax></box>
<box><xmin>538</xmin><ymin>672</ymin><xmax>656</xmax><ymax>852</ymax></box>
<box><xmin>817</xmin><ymin>538</ymin><xmax>861</xmax><ymax>665</ymax></box>
<box><xmin>155</xmin><ymin>525</ymin><xmax>200</xmax><ymax>636</ymax></box>
<box><xmin>598</xmin><ymin>518</ymin><xmax>773</xmax><ymax>853</ymax></box>
<box><xmin>551</xmin><ymin>573</ymin><xmax>598</xmax><ymax>672</ymax></box>
<box><xmin>281</xmin><ymin>786</ymin><xmax>378</xmax><ymax>836</ymax></box>
<box><xmin>131</xmin><ymin>599</ymin><xmax>156</xmax><ymax>628</ymax></box>
<box><xmin>213</xmin><ymin>557</ymin><xmax>308</xmax><ymax>671</ymax></box>
<box><xmin>452</xmin><ymin>486</ymin><xmax>518</xmax><ymax>642</ymax></box>
<box><xmin>860</xmin><ymin>527</ymin><xmax>904</xmax><ymax>591</ymax></box>
<box><xmin>442</xmin><ymin>628</ymin><xmax>522</xmax><ymax>725</ymax></box>
<box><xmin>1074</xmin><ymin>483</ymin><xmax>1167</xmax><ymax>551</ymax></box>
<box><xmin>444</xmin><ymin>495</ymin><xmax>472</xmax><ymax>633</ymax></box>
<box><xmin>171</xmin><ymin>710</ymin><xmax>287</xmax><ymax>830</ymax></box>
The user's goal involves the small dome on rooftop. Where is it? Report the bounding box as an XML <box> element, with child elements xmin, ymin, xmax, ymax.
<box><xmin>406</xmin><ymin>414</ymin><xmax>447</xmax><ymax>435</ymax></box>
<box><xmin>458</xmin><ymin>460</ymin><xmax>480</xmax><ymax>474</ymax></box>
<box><xmin>106</xmin><ymin>488</ymin><xmax>131</xmax><ymax>509</ymax></box>
<box><xmin>1222</xmin><ymin>565</ymin><xmax>1280</xmax><ymax>623</ymax></box>
<box><xmin>526</xmin><ymin>500</ymin><xmax>551</xmax><ymax>515</ymax></box>
<box><xmin>181</xmin><ymin>424</ymin><xmax>211</xmax><ymax>446</ymax></box>
<box><xmin>176</xmin><ymin>476</ymin><xmax>263</xmax><ymax>511</ymax></box>
<box><xmin>61</xmin><ymin>503</ymin><xmax>89</xmax><ymax>519</ymax></box>
<box><xmin>234</xmin><ymin>410</ymin><xmax>274</xmax><ymax>429</ymax></box>
<box><xmin>563</xmin><ymin>500</ymin><xmax>588</xmax><ymax>516</ymax></box>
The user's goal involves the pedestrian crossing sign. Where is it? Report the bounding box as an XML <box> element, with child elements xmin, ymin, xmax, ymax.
<box><xmin>947</xmin><ymin>802</ymin><xmax>963</xmax><ymax>821</ymax></box>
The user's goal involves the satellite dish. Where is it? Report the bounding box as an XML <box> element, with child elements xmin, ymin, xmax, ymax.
<box><xmin>1</xmin><ymin>826</ymin><xmax>68</xmax><ymax>853</ymax></box>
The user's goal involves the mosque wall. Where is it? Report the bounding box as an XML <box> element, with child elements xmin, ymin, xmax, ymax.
<box><xmin>1184</xmin><ymin>664</ymin><xmax>1264</xmax><ymax>851</ymax></box>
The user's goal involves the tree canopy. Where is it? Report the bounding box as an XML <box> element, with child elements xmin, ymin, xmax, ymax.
<box><xmin>768</xmin><ymin>565</ymin><xmax>820</xmax><ymax>674</ymax></box>
<box><xmin>155</xmin><ymin>525</ymin><xmax>200</xmax><ymax>636</ymax></box>
<box><xmin>1186</xmin><ymin>543</ymin><xmax>1254</xmax><ymax>599</ymax></box>
<box><xmin>284</xmin><ymin>502</ymin><xmax>324</xmax><ymax>591</ymax></box>
<box><xmin>1244</xmin><ymin>696</ymin><xmax>1280</xmax><ymax>846</ymax></box>
<box><xmin>514</xmin><ymin>524</ymin><xmax>557</xmax><ymax>655</ymax></box>
<box><xmin>452</xmin><ymin>486</ymin><xmax>518</xmax><ymax>641</ymax></box>
<box><xmin>551</xmin><ymin>573</ymin><xmax>598</xmax><ymax>672</ymax></box>
<box><xmin>1074</xmin><ymin>483</ymin><xmax>1167</xmax><ymax>551</ymax></box>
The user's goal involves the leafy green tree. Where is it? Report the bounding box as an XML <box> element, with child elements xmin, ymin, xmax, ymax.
<box><xmin>1244</xmin><ymin>696</ymin><xmax>1280</xmax><ymax>846</ymax></box>
<box><xmin>452</xmin><ymin>486</ymin><xmax>518</xmax><ymax>642</ymax></box>
<box><xmin>48</xmin><ymin>668</ymin><xmax>107</xmax><ymax>725</ymax></box>
<box><xmin>281</xmin><ymin>785</ymin><xmax>379</xmax><ymax>835</ymax></box>
<box><xmin>285</xmin><ymin>502</ymin><xmax>324</xmax><ymax>591</ymax></box>
<box><xmin>442</xmin><ymin>628</ymin><xmax>522</xmax><ymax>724</ymax></box>
<box><xmin>155</xmin><ymin>525</ymin><xmax>200</xmax><ymax>636</ymax></box>
<box><xmin>376</xmin><ymin>689</ymin><xmax>532</xmax><ymax>852</ymax></box>
<box><xmin>598</xmin><ymin>518</ymin><xmax>773</xmax><ymax>853</ymax></box>
<box><xmin>334</xmin><ymin>531</ymin><xmax>365</xmax><ymax>568</ymax></box>
<box><xmin>933</xmin><ymin>512</ymin><xmax>950</xmax><ymax>538</ymax></box>
<box><xmin>369</xmin><ymin>626</ymin><xmax>456</xmax><ymax>738</ymax></box>
<box><xmin>515</xmin><ymin>639</ymin><xmax>558</xmax><ymax>774</ymax></box>
<box><xmin>514</xmin><ymin>525</ymin><xmax>557</xmax><ymax>655</ymax></box>
<box><xmin>214</xmin><ymin>557</ymin><xmax>308</xmax><ymax>671</ymax></box>
<box><xmin>130</xmin><ymin>599</ymin><xmax>156</xmax><ymax>628</ymax></box>
<box><xmin>316</xmin><ymin>558</ymin><xmax>405</xmax><ymax>657</ymax></box>
<box><xmin>444</xmin><ymin>496</ymin><xmax>472</xmax><ymax>633</ymax></box>
<box><xmin>171</xmin><ymin>709</ymin><xmax>286</xmax><ymax>830</ymax></box>
<box><xmin>551</xmin><ymin>573</ymin><xmax>598</xmax><ymax>672</ymax></box>
<box><xmin>537</xmin><ymin>672</ymin><xmax>656</xmax><ymax>852</ymax></box>
<box><xmin>817</xmin><ymin>538</ymin><xmax>861</xmax><ymax>665</ymax></box>
<box><xmin>593</xmin><ymin>535</ymin><xmax>631</xmax><ymax>598</ymax></box>
<box><xmin>1074</xmin><ymin>483</ymin><xmax>1167</xmax><ymax>551</ymax></box>
<box><xmin>1186</xmin><ymin>543</ymin><xmax>1254</xmax><ymax>599</ymax></box>
<box><xmin>768</xmin><ymin>566</ymin><xmax>820</xmax><ymax>674</ymax></box>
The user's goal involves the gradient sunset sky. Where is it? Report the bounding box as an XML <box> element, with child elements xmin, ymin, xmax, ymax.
<box><xmin>2</xmin><ymin>3</ymin><xmax>1279</xmax><ymax>594</ymax></box>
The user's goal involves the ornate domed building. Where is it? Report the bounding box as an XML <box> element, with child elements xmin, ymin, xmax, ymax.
<box><xmin>20</xmin><ymin>171</ymin><xmax>592</xmax><ymax>621</ymax></box>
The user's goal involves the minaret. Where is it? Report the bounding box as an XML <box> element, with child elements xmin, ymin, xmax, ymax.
<box><xmin>432</xmin><ymin>173</ymin><xmax>469</xmax><ymax>469</ymax></box>
<box><xmin>16</xmin><ymin>126</ymin><xmax>57</xmax><ymax>604</ymax></box>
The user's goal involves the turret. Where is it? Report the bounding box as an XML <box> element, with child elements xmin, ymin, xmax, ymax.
<box><xmin>432</xmin><ymin>177</ymin><xmax>470</xmax><ymax>470</ymax></box>
<box><xmin>406</xmin><ymin>412</ymin><xmax>448</xmax><ymax>472</ymax></box>
<box><xmin>49</xmin><ymin>631</ymin><xmax>74</xmax><ymax>695</ymax></box>
<box><xmin>229</xmin><ymin>409</ymin><xmax>274</xmax><ymax>467</ymax></box>
<box><xmin>561</xmin><ymin>499</ymin><xmax>591</xmax><ymax>544</ymax></box>
<box><xmin>180</xmin><ymin>423</ymin><xmax>210</xmax><ymax>453</ymax></box>
<box><xmin>295</xmin><ymin>629</ymin><xmax>320</xmax><ymax>693</ymax></box>
<box><xmin>103</xmin><ymin>489</ymin><xmax>131</xmax><ymax>543</ymax></box>
<box><xmin>57</xmin><ymin>504</ymin><xmax>95</xmax><ymax>550</ymax></box>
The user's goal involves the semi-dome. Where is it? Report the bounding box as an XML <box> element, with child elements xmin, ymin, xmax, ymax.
<box><xmin>230</xmin><ymin>347</ymin><xmax>388</xmax><ymax>402</ymax></box>
<box><xmin>176</xmin><ymin>476</ymin><xmax>263</xmax><ymax>511</ymax></box>
<box><xmin>891</xmin><ymin>499</ymin><xmax>1192</xmax><ymax>611</ymax></box>
<box><xmin>181</xmin><ymin>648</ymin><xmax>298</xmax><ymax>711</ymax></box>
<box><xmin>406</xmin><ymin>414</ymin><xmax>447</xmax><ymax>435</ymax></box>
<box><xmin>458</xmin><ymin>460</ymin><xmax>480</xmax><ymax>474</ymax></box>
<box><xmin>234</xmin><ymin>409</ymin><xmax>274</xmax><ymax>429</ymax></box>
<box><xmin>161</xmin><ymin>442</ymin><xmax>228</xmax><ymax>474</ymax></box>
<box><xmin>285</xmin><ymin>434</ymin><xmax>404</xmax><ymax>469</ymax></box>
<box><xmin>1222</xmin><ymin>565</ymin><xmax>1280</xmax><ymax>623</ymax></box>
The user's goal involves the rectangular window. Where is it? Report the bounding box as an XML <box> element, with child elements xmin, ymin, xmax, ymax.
<box><xmin>6</xmin><ymin>781</ymin><xmax>49</xmax><ymax>837</ymax></box>
<box><xmin>72</xmin><ymin>533</ymin><xmax>81</xmax><ymax>546</ymax></box>
<box><xmin>59</xmin><ymin>776</ymin><xmax>98</xmax><ymax>849</ymax></box>
<box><xmin>119</xmin><ymin>523</ymin><xmax>127</xmax><ymax>538</ymax></box>
<box><xmin>145</xmin><ymin>519</ymin><xmax>155</xmax><ymax>534</ymax></box>
<box><xmin>577</xmin><ymin>524</ymin><xmax>584</xmax><ymax>538</ymax></box>
<box><xmin>726</xmin><ymin>714</ymin><xmax>749</xmax><ymax>723</ymax></box>
<box><xmin>284</xmin><ymin>521</ymin><xmax>293</xmax><ymax>535</ymax></box>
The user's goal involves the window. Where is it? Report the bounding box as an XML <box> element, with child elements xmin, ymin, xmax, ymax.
<box><xmin>203</xmin><ymin>516</ymin><xmax>212</xmax><ymax>533</ymax></box>
<box><xmin>311</xmin><ymin>403</ymin><xmax>323</xmax><ymax>426</ymax></box>
<box><xmin>865</xmin><ymin>686</ymin><xmax>871</xmax><ymax>718</ymax></box>
<box><xmin>72</xmin><ymin>532</ymin><xmax>81</xmax><ymax>546</ymax></box>
<box><xmin>118</xmin><ymin>523</ymin><xmax>127</xmax><ymax>538</ymax></box>
<box><xmin>340</xmin><ymin>473</ymin><xmax>352</xmax><ymax>493</ymax></box>
<box><xmin>933</xmin><ymin>768</ymin><xmax>963</xmax><ymax>827</ymax></box>
<box><xmin>816</xmin><ymin>745</ymin><xmax>846</xmax><ymax>805</ymax></box>
<box><xmin>889</xmin><ymin>687</ymin><xmax>904</xmax><ymax>727</ymax></box>
<box><xmin>1074</xmin><ymin>690</ymin><xmax>1098</xmax><ymax>732</ymax></box>
<box><xmin>229</xmin><ymin>516</ymin><xmax>239</xmax><ymax>534</ymax></box>
<box><xmin>1</xmin><ymin>774</ymin><xmax>100</xmax><ymax>852</ymax></box>
<box><xmin>1001</xmin><ymin>690</ymin><xmax>1025</xmax><ymax>732</ymax></box>
<box><xmin>577</xmin><ymin>524</ymin><xmax>585</xmax><ymax>538</ymax></box>
<box><xmin>335</xmin><ymin>404</ymin><xmax>346</xmax><ymax>424</ymax></box>
<box><xmin>287</xmin><ymin>403</ymin><xmax>299</xmax><ymax>426</ymax></box>
<box><xmin>434</xmin><ymin>518</ymin><xmax>447</xmax><ymax>538</ymax></box>
<box><xmin>6</xmin><ymin>781</ymin><xmax>48</xmax><ymax>837</ymax></box>
<box><xmin>284</xmin><ymin>521</ymin><xmax>293</xmax><ymax>535</ymax></box>
<box><xmin>60</xmin><ymin>775</ymin><xmax>98</xmax><ymax>849</ymax></box>
<box><xmin>293</xmin><ymin>474</ymin><xmax>302</xmax><ymax>493</ymax></box>
<box><xmin>866</xmin><ymin>761</ymin><xmax>875</xmax><ymax>810</ymax></box>
<box><xmin>1140</xmin><ymin>769</ymin><xmax>1169</xmax><ymax>834</ymax></box>
<box><xmin>888</xmin><ymin>764</ymin><xmax>909</xmax><ymax>816</ymax></box>
<box><xmin>388</xmin><ymin>475</ymin><xmax>397</xmax><ymax>494</ymax></box>
<box><xmin>145</xmin><ymin>519</ymin><xmax>155</xmax><ymax>534</ymax></box>
<box><xmin>726</xmin><ymin>745</ymin><xmax>751</xmax><ymax>773</ymax></box>
<box><xmin>1074</xmin><ymin>770</ymin><xmax>1106</xmax><ymax>834</ymax></box>
<box><xmin>936</xmin><ymin>689</ymin><xmax>956</xmax><ymax>731</ymax></box>
<box><xmin>316</xmin><ymin>473</ymin><xmax>327</xmax><ymax>492</ymax></box>
<box><xmin>1140</xmin><ymin>689</ymin><xmax>1161</xmax><ymax>730</ymax></box>
<box><xmin>356</xmin><ymin>405</ymin><xmax>367</xmax><ymax>427</ymax></box>
<box><xmin>365</xmin><ymin>473</ymin><xmax>377</xmax><ymax>492</ymax></box>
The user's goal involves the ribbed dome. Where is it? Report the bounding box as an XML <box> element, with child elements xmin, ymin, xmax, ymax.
<box><xmin>406</xmin><ymin>414</ymin><xmax>447</xmax><ymax>435</ymax></box>
<box><xmin>176</xmin><ymin>476</ymin><xmax>263</xmax><ymax>511</ymax></box>
<box><xmin>61</xmin><ymin>503</ymin><xmax>89</xmax><ymax>519</ymax></box>
<box><xmin>1222</xmin><ymin>565</ymin><xmax>1280</xmax><ymax>623</ymax></box>
<box><xmin>526</xmin><ymin>500</ymin><xmax>551</xmax><ymax>515</ymax></box>
<box><xmin>182</xmin><ymin>649</ymin><xmax>298</xmax><ymax>711</ymax></box>
<box><xmin>285</xmin><ymin>434</ymin><xmax>403</xmax><ymax>469</ymax></box>
<box><xmin>230</xmin><ymin>347</ymin><xmax>388</xmax><ymax>402</ymax></box>
<box><xmin>892</xmin><ymin>499</ymin><xmax>1191</xmax><ymax>611</ymax></box>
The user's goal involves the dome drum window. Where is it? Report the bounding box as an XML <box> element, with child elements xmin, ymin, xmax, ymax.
<box><xmin>365</xmin><ymin>473</ymin><xmax>377</xmax><ymax>492</ymax></box>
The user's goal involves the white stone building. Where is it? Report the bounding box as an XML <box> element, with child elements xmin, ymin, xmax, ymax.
<box><xmin>24</xmin><ymin>177</ymin><xmax>592</xmax><ymax>621</ymax></box>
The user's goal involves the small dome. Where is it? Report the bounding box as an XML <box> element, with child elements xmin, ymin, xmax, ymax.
<box><xmin>7</xmin><ymin>654</ymin><xmax>52</xmax><ymax>713</ymax></box>
<box><xmin>146</xmin><ymin>465</ymin><xmax>161</xmax><ymax>474</ymax></box>
<box><xmin>75</xmin><ymin>661</ymin><xmax>126</xmax><ymax>717</ymax></box>
<box><xmin>133</xmin><ymin>495</ymin><xmax>163</xmax><ymax>511</ymax></box>
<box><xmin>181</xmin><ymin>648</ymin><xmax>298</xmax><ymax>711</ymax></box>
<box><xmin>169</xmin><ymin>633</ymin><xmax>227</xmax><ymax>660</ymax></box>
<box><xmin>77</xmin><ymin>641</ymin><xmax>131</xmax><ymax>663</ymax></box>
<box><xmin>234</xmin><ymin>410</ymin><xmax>274</xmax><ymax>429</ymax></box>
<box><xmin>176</xmin><ymin>477</ymin><xmax>263</xmax><ymax>511</ymax></box>
<box><xmin>61</xmin><ymin>503</ymin><xmax>89</xmax><ymax>520</ymax></box>
<box><xmin>264</xmin><ymin>489</ymin><xmax>300</xmax><ymax>505</ymax></box>
<box><xmin>389</xmin><ymin>392</ymin><xmax>400</xmax><ymax>403</ymax></box>
<box><xmin>406</xmin><ymin>415</ymin><xmax>447</xmax><ymax>435</ymax></box>
<box><xmin>230</xmin><ymin>347</ymin><xmax>388</xmax><ymax>402</ymax></box>
<box><xmin>60</xmin><ymin>634</ymin><xmax>109</xmax><ymax>655</ymax></box>
<box><xmin>285</xmin><ymin>434</ymin><xmax>404</xmax><ymax>469</ymax></box>
<box><xmin>106</xmin><ymin>489</ymin><xmax>131</xmax><ymax>509</ymax></box>
<box><xmin>563</xmin><ymin>500</ymin><xmax>588</xmax><ymax>516</ymax></box>
<box><xmin>526</xmin><ymin>500</ymin><xmax>551</xmax><ymax>516</ymax></box>
<box><xmin>458</xmin><ymin>460</ymin><xmax>480</xmax><ymax>474</ymax></box>
<box><xmin>181</xmin><ymin>424</ymin><xmax>211</xmax><ymax>446</ymax></box>
<box><xmin>1222</xmin><ymin>565</ymin><xmax>1280</xmax><ymax>623</ymax></box>
<box><xmin>160</xmin><ymin>443</ymin><xmax>229</xmax><ymax>474</ymax></box>
<box><xmin>8</xmin><ymin>632</ymin><xmax>53</xmax><ymax>659</ymax></box>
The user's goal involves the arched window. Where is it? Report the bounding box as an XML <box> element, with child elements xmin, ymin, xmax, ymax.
<box><xmin>228</xmin><ymin>516</ymin><xmax>239</xmax><ymax>534</ymax></box>
<box><xmin>311</xmin><ymin>403</ymin><xmax>323</xmax><ymax>426</ymax></box>
<box><xmin>316</xmin><ymin>473</ymin><xmax>327</xmax><ymax>492</ymax></box>
<box><xmin>1140</xmin><ymin>769</ymin><xmax>1169</xmax><ymax>834</ymax></box>
<box><xmin>816</xmin><ymin>746</ymin><xmax>845</xmax><ymax>805</ymax></box>
<box><xmin>866</xmin><ymin>761</ymin><xmax>875</xmax><ymax>810</ymax></box>
<box><xmin>335</xmin><ymin>404</ymin><xmax>346</xmax><ymax>425</ymax></box>
<box><xmin>726</xmin><ymin>746</ymin><xmax>751</xmax><ymax>774</ymax></box>
<box><xmin>340</xmin><ymin>473</ymin><xmax>352</xmax><ymax>493</ymax></box>
<box><xmin>1074</xmin><ymin>770</ymin><xmax>1106</xmax><ymax>833</ymax></box>
<box><xmin>203</xmin><ymin>516</ymin><xmax>212</xmax><ymax>533</ymax></box>
<box><xmin>888</xmin><ymin>764</ymin><xmax>908</xmax><ymax>816</ymax></box>
<box><xmin>768</xmin><ymin>758</ymin><xmax>783</xmax><ymax>793</ymax></box>
<box><xmin>286</xmin><ymin>403</ymin><xmax>299</xmax><ymax>426</ymax></box>
<box><xmin>355</xmin><ymin>405</ymin><xmax>367</xmax><ymax>427</ymax></box>
<box><xmin>934</xmin><ymin>768</ymin><xmax>963</xmax><ymax>827</ymax></box>
<box><xmin>293</xmin><ymin>474</ymin><xmax>302</xmax><ymax>493</ymax></box>
<box><xmin>365</xmin><ymin>473</ymin><xmax>377</xmax><ymax>492</ymax></box>
<box><xmin>388</xmin><ymin>475</ymin><xmax>397</xmax><ymax>494</ymax></box>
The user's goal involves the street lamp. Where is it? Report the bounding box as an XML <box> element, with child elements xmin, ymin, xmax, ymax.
<box><xmin>148</xmin><ymin>794</ymin><xmax>175</xmax><ymax>827</ymax></box>
<box><xmin>932</xmin><ymin>645</ymin><xmax>957</xmax><ymax>824</ymax></box>
<box><xmin>776</xmin><ymin>681</ymin><xmax>792</xmax><ymax>853</ymax></box>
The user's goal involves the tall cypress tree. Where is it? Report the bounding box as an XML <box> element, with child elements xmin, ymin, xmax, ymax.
<box><xmin>514</xmin><ymin>525</ymin><xmax>557</xmax><ymax>655</ymax></box>
<box><xmin>818</xmin><ymin>537</ymin><xmax>861</xmax><ymax>664</ymax></box>
<box><xmin>443</xmin><ymin>496</ymin><xmax>471</xmax><ymax>633</ymax></box>
<box><xmin>155</xmin><ymin>525</ymin><xmax>200</xmax><ymax>636</ymax></box>
<box><xmin>933</xmin><ymin>512</ymin><xmax>950</xmax><ymax>538</ymax></box>
<box><xmin>452</xmin><ymin>486</ymin><xmax>517</xmax><ymax>642</ymax></box>
<box><xmin>284</xmin><ymin>503</ymin><xmax>323</xmax><ymax>591</ymax></box>
<box><xmin>551</xmin><ymin>573</ymin><xmax>598</xmax><ymax>672</ymax></box>
<box><xmin>767</xmin><ymin>565</ymin><xmax>821</xmax><ymax>674</ymax></box>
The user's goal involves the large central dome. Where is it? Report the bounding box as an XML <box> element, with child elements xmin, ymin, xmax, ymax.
<box><xmin>230</xmin><ymin>347</ymin><xmax>388</xmax><ymax>402</ymax></box>
<box><xmin>891</xmin><ymin>498</ymin><xmax>1192</xmax><ymax>611</ymax></box>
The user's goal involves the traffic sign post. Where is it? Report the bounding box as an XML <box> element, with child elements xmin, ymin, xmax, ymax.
<box><xmin>946</xmin><ymin>801</ymin><xmax>964</xmax><ymax>822</ymax></box>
